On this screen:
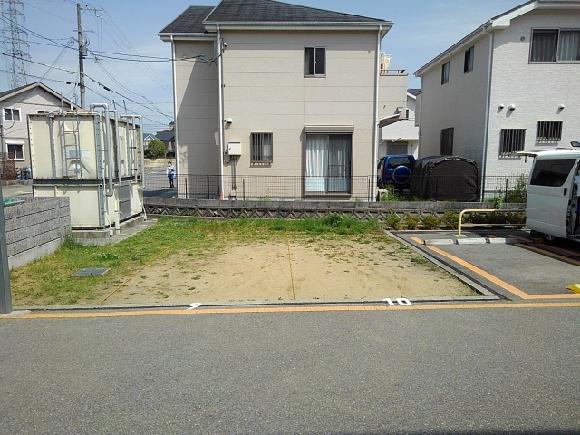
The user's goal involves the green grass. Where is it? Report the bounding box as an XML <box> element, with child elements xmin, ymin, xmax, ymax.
<box><xmin>11</xmin><ymin>215</ymin><xmax>381</xmax><ymax>306</ymax></box>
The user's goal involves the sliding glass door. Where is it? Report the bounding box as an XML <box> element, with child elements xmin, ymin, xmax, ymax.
<box><xmin>305</xmin><ymin>134</ymin><xmax>352</xmax><ymax>194</ymax></box>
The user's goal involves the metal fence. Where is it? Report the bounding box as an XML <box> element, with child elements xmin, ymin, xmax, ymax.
<box><xmin>0</xmin><ymin>153</ymin><xmax>16</xmax><ymax>181</ymax></box>
<box><xmin>144</xmin><ymin>173</ymin><xmax>529</xmax><ymax>203</ymax></box>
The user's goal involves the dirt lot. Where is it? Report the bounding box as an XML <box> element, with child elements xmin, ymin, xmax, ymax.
<box><xmin>103</xmin><ymin>236</ymin><xmax>475</xmax><ymax>305</ymax></box>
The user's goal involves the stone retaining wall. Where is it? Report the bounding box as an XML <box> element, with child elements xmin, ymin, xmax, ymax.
<box><xmin>4</xmin><ymin>197</ymin><xmax>71</xmax><ymax>269</ymax></box>
<box><xmin>145</xmin><ymin>198</ymin><xmax>525</xmax><ymax>220</ymax></box>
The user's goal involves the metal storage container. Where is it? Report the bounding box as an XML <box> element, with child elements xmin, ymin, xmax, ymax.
<box><xmin>28</xmin><ymin>104</ymin><xmax>145</xmax><ymax>230</ymax></box>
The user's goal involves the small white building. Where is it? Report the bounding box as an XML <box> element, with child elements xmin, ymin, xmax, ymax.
<box><xmin>379</xmin><ymin>89</ymin><xmax>420</xmax><ymax>158</ymax></box>
<box><xmin>415</xmin><ymin>0</ymin><xmax>580</xmax><ymax>190</ymax></box>
<box><xmin>0</xmin><ymin>82</ymin><xmax>76</xmax><ymax>175</ymax></box>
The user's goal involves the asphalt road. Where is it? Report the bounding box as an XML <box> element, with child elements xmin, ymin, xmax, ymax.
<box><xmin>0</xmin><ymin>306</ymin><xmax>579</xmax><ymax>434</ymax></box>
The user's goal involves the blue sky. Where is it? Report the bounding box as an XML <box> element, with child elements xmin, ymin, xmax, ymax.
<box><xmin>2</xmin><ymin>0</ymin><xmax>523</xmax><ymax>132</ymax></box>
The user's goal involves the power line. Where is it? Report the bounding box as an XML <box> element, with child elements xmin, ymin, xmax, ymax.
<box><xmin>2</xmin><ymin>52</ymin><xmax>173</xmax><ymax>120</ymax></box>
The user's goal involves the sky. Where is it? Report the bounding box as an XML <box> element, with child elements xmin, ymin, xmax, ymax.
<box><xmin>1</xmin><ymin>0</ymin><xmax>524</xmax><ymax>133</ymax></box>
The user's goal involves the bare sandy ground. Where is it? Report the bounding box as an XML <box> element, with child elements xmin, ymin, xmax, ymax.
<box><xmin>103</xmin><ymin>237</ymin><xmax>475</xmax><ymax>305</ymax></box>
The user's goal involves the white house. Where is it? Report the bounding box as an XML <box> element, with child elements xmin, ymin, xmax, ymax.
<box><xmin>379</xmin><ymin>89</ymin><xmax>420</xmax><ymax>158</ymax></box>
<box><xmin>160</xmin><ymin>0</ymin><xmax>408</xmax><ymax>200</ymax></box>
<box><xmin>0</xmin><ymin>82</ymin><xmax>76</xmax><ymax>176</ymax></box>
<box><xmin>415</xmin><ymin>0</ymin><xmax>580</xmax><ymax>192</ymax></box>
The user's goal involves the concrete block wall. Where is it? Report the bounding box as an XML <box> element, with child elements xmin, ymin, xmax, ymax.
<box><xmin>4</xmin><ymin>197</ymin><xmax>71</xmax><ymax>269</ymax></box>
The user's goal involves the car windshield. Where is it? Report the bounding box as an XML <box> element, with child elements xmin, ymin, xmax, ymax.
<box><xmin>387</xmin><ymin>157</ymin><xmax>412</xmax><ymax>169</ymax></box>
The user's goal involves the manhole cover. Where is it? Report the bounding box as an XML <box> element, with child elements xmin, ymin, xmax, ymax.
<box><xmin>74</xmin><ymin>267</ymin><xmax>110</xmax><ymax>277</ymax></box>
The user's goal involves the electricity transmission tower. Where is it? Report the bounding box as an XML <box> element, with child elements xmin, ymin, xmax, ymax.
<box><xmin>0</xmin><ymin>0</ymin><xmax>29</xmax><ymax>88</ymax></box>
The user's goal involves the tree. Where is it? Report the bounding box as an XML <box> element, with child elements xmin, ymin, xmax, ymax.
<box><xmin>145</xmin><ymin>139</ymin><xmax>167</xmax><ymax>159</ymax></box>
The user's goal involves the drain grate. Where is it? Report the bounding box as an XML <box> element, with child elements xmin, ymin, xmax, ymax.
<box><xmin>74</xmin><ymin>267</ymin><xmax>110</xmax><ymax>277</ymax></box>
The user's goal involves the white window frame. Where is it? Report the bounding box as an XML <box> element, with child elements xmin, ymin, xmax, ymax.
<box><xmin>464</xmin><ymin>46</ymin><xmax>474</xmax><ymax>73</ymax></box>
<box><xmin>529</xmin><ymin>27</ymin><xmax>580</xmax><ymax>64</ymax></box>
<box><xmin>250</xmin><ymin>132</ymin><xmax>274</xmax><ymax>165</ymax></box>
<box><xmin>6</xmin><ymin>142</ymin><xmax>25</xmax><ymax>161</ymax></box>
<box><xmin>3</xmin><ymin>107</ymin><xmax>21</xmax><ymax>122</ymax></box>
<box><xmin>441</xmin><ymin>61</ymin><xmax>450</xmax><ymax>85</ymax></box>
<box><xmin>304</xmin><ymin>46</ymin><xmax>326</xmax><ymax>78</ymax></box>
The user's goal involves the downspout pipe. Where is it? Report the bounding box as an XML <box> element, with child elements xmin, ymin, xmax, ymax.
<box><xmin>217</xmin><ymin>24</ymin><xmax>225</xmax><ymax>199</ymax></box>
<box><xmin>134</xmin><ymin>115</ymin><xmax>145</xmax><ymax>185</ymax></box>
<box><xmin>91</xmin><ymin>103</ymin><xmax>114</xmax><ymax>197</ymax></box>
<box><xmin>112</xmin><ymin>110</ymin><xmax>122</xmax><ymax>182</ymax></box>
<box><xmin>170</xmin><ymin>35</ymin><xmax>181</xmax><ymax>193</ymax></box>
<box><xmin>480</xmin><ymin>29</ymin><xmax>494</xmax><ymax>201</ymax></box>
<box><xmin>372</xmin><ymin>25</ymin><xmax>383</xmax><ymax>202</ymax></box>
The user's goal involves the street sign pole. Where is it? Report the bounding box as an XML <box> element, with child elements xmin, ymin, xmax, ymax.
<box><xmin>0</xmin><ymin>121</ymin><xmax>12</xmax><ymax>314</ymax></box>
<box><xmin>0</xmin><ymin>183</ymin><xmax>12</xmax><ymax>314</ymax></box>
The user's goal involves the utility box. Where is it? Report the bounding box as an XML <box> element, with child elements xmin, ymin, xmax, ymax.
<box><xmin>28</xmin><ymin>105</ymin><xmax>145</xmax><ymax>230</ymax></box>
<box><xmin>227</xmin><ymin>142</ymin><xmax>242</xmax><ymax>156</ymax></box>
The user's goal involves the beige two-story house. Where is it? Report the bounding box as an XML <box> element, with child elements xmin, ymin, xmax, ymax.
<box><xmin>0</xmin><ymin>82</ymin><xmax>76</xmax><ymax>178</ymax></box>
<box><xmin>415</xmin><ymin>0</ymin><xmax>580</xmax><ymax>195</ymax></box>
<box><xmin>160</xmin><ymin>0</ymin><xmax>406</xmax><ymax>200</ymax></box>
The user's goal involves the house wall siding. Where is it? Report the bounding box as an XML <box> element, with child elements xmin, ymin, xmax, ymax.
<box><xmin>485</xmin><ymin>10</ymin><xmax>580</xmax><ymax>176</ymax></box>
<box><xmin>418</xmin><ymin>35</ymin><xmax>491</xmax><ymax>169</ymax></box>
<box><xmin>1</xmin><ymin>87</ymin><xmax>72</xmax><ymax>171</ymax></box>
<box><xmin>220</xmin><ymin>30</ymin><xmax>379</xmax><ymax>197</ymax></box>
<box><xmin>173</xmin><ymin>40</ymin><xmax>220</xmax><ymax>177</ymax></box>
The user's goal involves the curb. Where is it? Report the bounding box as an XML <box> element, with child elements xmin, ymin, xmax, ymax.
<box><xmin>386</xmin><ymin>230</ymin><xmax>502</xmax><ymax>300</ymax></box>
<box><xmin>15</xmin><ymin>295</ymin><xmax>501</xmax><ymax>313</ymax></box>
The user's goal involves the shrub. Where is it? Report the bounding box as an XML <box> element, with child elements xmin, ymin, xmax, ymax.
<box><xmin>505</xmin><ymin>175</ymin><xmax>528</xmax><ymax>203</ymax></box>
<box><xmin>442</xmin><ymin>210</ymin><xmax>459</xmax><ymax>229</ymax></box>
<box><xmin>145</xmin><ymin>139</ymin><xmax>166</xmax><ymax>159</ymax></box>
<box><xmin>385</xmin><ymin>213</ymin><xmax>402</xmax><ymax>230</ymax></box>
<box><xmin>420</xmin><ymin>214</ymin><xmax>441</xmax><ymax>229</ymax></box>
<box><xmin>403</xmin><ymin>213</ymin><xmax>419</xmax><ymax>230</ymax></box>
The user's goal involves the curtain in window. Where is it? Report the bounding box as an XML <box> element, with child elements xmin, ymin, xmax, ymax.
<box><xmin>305</xmin><ymin>134</ymin><xmax>327</xmax><ymax>192</ymax></box>
<box><xmin>531</xmin><ymin>30</ymin><xmax>558</xmax><ymax>62</ymax></box>
<box><xmin>558</xmin><ymin>30</ymin><xmax>580</xmax><ymax>61</ymax></box>
<box><xmin>327</xmin><ymin>135</ymin><xmax>350</xmax><ymax>192</ymax></box>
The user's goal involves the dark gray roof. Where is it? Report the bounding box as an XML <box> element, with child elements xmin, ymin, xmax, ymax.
<box><xmin>205</xmin><ymin>0</ymin><xmax>386</xmax><ymax>24</ymax></box>
<box><xmin>156</xmin><ymin>129</ymin><xmax>175</xmax><ymax>142</ymax></box>
<box><xmin>160</xmin><ymin>6</ymin><xmax>214</xmax><ymax>34</ymax></box>
<box><xmin>408</xmin><ymin>89</ymin><xmax>421</xmax><ymax>97</ymax></box>
<box><xmin>160</xmin><ymin>0</ymin><xmax>388</xmax><ymax>34</ymax></box>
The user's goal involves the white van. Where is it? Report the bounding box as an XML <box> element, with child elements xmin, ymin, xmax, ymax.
<box><xmin>523</xmin><ymin>148</ymin><xmax>580</xmax><ymax>242</ymax></box>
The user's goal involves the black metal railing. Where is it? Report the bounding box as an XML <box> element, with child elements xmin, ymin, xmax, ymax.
<box><xmin>143</xmin><ymin>173</ymin><xmax>528</xmax><ymax>203</ymax></box>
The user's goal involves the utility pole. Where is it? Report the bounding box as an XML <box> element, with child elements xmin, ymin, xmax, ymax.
<box><xmin>0</xmin><ymin>124</ymin><xmax>12</xmax><ymax>314</ymax></box>
<box><xmin>76</xmin><ymin>2</ymin><xmax>86</xmax><ymax>108</ymax></box>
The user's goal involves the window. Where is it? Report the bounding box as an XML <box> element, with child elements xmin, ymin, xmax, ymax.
<box><xmin>530</xmin><ymin>29</ymin><xmax>580</xmax><ymax>62</ymax></box>
<box><xmin>3</xmin><ymin>108</ymin><xmax>21</xmax><ymax>122</ymax></box>
<box><xmin>499</xmin><ymin>129</ymin><xmax>526</xmax><ymax>156</ymax></box>
<box><xmin>536</xmin><ymin>121</ymin><xmax>563</xmax><ymax>143</ymax></box>
<box><xmin>464</xmin><ymin>46</ymin><xmax>474</xmax><ymax>73</ymax></box>
<box><xmin>441</xmin><ymin>61</ymin><xmax>450</xmax><ymax>84</ymax></box>
<box><xmin>530</xmin><ymin>159</ymin><xmax>575</xmax><ymax>187</ymax></box>
<box><xmin>558</xmin><ymin>30</ymin><xmax>580</xmax><ymax>61</ymax></box>
<box><xmin>6</xmin><ymin>143</ymin><xmax>24</xmax><ymax>161</ymax></box>
<box><xmin>304</xmin><ymin>47</ymin><xmax>325</xmax><ymax>76</ymax></box>
<box><xmin>250</xmin><ymin>132</ymin><xmax>273</xmax><ymax>165</ymax></box>
<box><xmin>305</xmin><ymin>134</ymin><xmax>352</xmax><ymax>194</ymax></box>
<box><xmin>440</xmin><ymin>128</ymin><xmax>454</xmax><ymax>155</ymax></box>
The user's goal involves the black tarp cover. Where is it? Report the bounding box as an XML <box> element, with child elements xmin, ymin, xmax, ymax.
<box><xmin>410</xmin><ymin>156</ymin><xmax>479</xmax><ymax>201</ymax></box>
